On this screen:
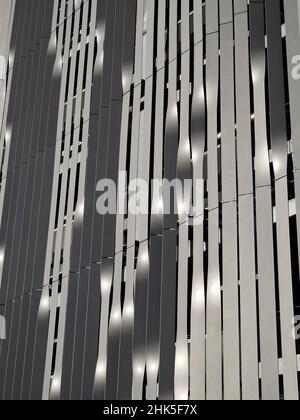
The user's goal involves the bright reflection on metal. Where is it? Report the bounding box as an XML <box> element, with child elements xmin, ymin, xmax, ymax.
<box><xmin>96</xmin><ymin>361</ymin><xmax>106</xmax><ymax>377</ymax></box>
<box><xmin>101</xmin><ymin>279</ymin><xmax>111</xmax><ymax>294</ymax></box>
<box><xmin>9</xmin><ymin>50</ymin><xmax>15</xmax><ymax>67</ymax></box>
<box><xmin>51</xmin><ymin>377</ymin><xmax>61</xmax><ymax>391</ymax></box>
<box><xmin>210</xmin><ymin>280</ymin><xmax>220</xmax><ymax>299</ymax></box>
<box><xmin>185</xmin><ymin>141</ymin><xmax>190</xmax><ymax>154</ymax></box>
<box><xmin>40</xmin><ymin>296</ymin><xmax>49</xmax><ymax>311</ymax></box>
<box><xmin>175</xmin><ymin>354</ymin><xmax>188</xmax><ymax>368</ymax></box>
<box><xmin>273</xmin><ymin>157</ymin><xmax>283</xmax><ymax>175</ymax></box>
<box><xmin>194</xmin><ymin>287</ymin><xmax>205</xmax><ymax>304</ymax></box>
<box><xmin>112</xmin><ymin>310</ymin><xmax>121</xmax><ymax>323</ymax></box>
<box><xmin>5</xmin><ymin>126</ymin><xmax>11</xmax><ymax>144</ymax></box>
<box><xmin>170</xmin><ymin>103</ymin><xmax>177</xmax><ymax>118</ymax></box>
<box><xmin>77</xmin><ymin>200</ymin><xmax>84</xmax><ymax>218</ymax></box>
<box><xmin>252</xmin><ymin>69</ymin><xmax>258</xmax><ymax>84</ymax></box>
<box><xmin>148</xmin><ymin>361</ymin><xmax>158</xmax><ymax>373</ymax></box>
<box><xmin>141</xmin><ymin>249</ymin><xmax>149</xmax><ymax>265</ymax></box>
<box><xmin>135</xmin><ymin>365</ymin><xmax>144</xmax><ymax>375</ymax></box>
<box><xmin>124</xmin><ymin>303</ymin><xmax>134</xmax><ymax>318</ymax></box>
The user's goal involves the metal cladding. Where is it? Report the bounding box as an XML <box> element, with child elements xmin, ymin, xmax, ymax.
<box><xmin>0</xmin><ymin>0</ymin><xmax>300</xmax><ymax>401</ymax></box>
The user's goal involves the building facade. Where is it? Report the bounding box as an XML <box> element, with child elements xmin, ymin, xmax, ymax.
<box><xmin>0</xmin><ymin>0</ymin><xmax>300</xmax><ymax>401</ymax></box>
